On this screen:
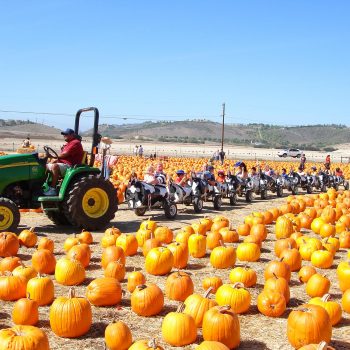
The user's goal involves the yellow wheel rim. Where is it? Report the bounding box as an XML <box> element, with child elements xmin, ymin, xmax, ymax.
<box><xmin>0</xmin><ymin>206</ymin><xmax>14</xmax><ymax>231</ymax></box>
<box><xmin>82</xmin><ymin>188</ymin><xmax>109</xmax><ymax>218</ymax></box>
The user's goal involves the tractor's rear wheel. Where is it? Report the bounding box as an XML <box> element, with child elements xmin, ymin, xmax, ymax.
<box><xmin>46</xmin><ymin>210</ymin><xmax>70</xmax><ymax>226</ymax></box>
<box><xmin>0</xmin><ymin>197</ymin><xmax>20</xmax><ymax>232</ymax></box>
<box><xmin>63</xmin><ymin>175</ymin><xmax>118</xmax><ymax>230</ymax></box>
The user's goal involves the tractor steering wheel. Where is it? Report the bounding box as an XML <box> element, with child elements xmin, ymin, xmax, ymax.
<box><xmin>44</xmin><ymin>146</ymin><xmax>59</xmax><ymax>159</ymax></box>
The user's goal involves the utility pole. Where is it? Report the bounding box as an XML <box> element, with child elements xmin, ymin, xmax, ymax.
<box><xmin>221</xmin><ymin>103</ymin><xmax>225</xmax><ymax>151</ymax></box>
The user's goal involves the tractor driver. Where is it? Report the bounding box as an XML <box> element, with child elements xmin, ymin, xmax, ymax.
<box><xmin>44</xmin><ymin>128</ymin><xmax>84</xmax><ymax>196</ymax></box>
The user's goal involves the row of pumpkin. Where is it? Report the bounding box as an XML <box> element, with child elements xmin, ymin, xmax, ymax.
<box><xmin>0</xmin><ymin>188</ymin><xmax>350</xmax><ymax>349</ymax></box>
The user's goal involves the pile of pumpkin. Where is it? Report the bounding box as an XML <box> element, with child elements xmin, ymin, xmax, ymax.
<box><xmin>0</xmin><ymin>188</ymin><xmax>349</xmax><ymax>349</ymax></box>
<box><xmin>106</xmin><ymin>155</ymin><xmax>350</xmax><ymax>204</ymax></box>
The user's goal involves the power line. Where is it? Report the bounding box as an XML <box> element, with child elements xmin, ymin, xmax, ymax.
<box><xmin>0</xmin><ymin>108</ymin><xmax>287</xmax><ymax>125</ymax></box>
<box><xmin>0</xmin><ymin>109</ymin><xmax>73</xmax><ymax>117</ymax></box>
<box><xmin>0</xmin><ymin>108</ymin><xmax>223</xmax><ymax>122</ymax></box>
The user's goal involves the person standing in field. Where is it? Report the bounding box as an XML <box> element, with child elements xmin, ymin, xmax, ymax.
<box><xmin>22</xmin><ymin>137</ymin><xmax>31</xmax><ymax>148</ymax></box>
<box><xmin>133</xmin><ymin>145</ymin><xmax>138</xmax><ymax>156</ymax></box>
<box><xmin>138</xmin><ymin>145</ymin><xmax>143</xmax><ymax>157</ymax></box>
<box><xmin>325</xmin><ymin>154</ymin><xmax>331</xmax><ymax>166</ymax></box>
<box><xmin>219</xmin><ymin>149</ymin><xmax>225</xmax><ymax>165</ymax></box>
<box><xmin>299</xmin><ymin>153</ymin><xmax>306</xmax><ymax>170</ymax></box>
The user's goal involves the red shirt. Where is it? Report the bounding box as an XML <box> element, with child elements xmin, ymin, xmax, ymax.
<box><xmin>60</xmin><ymin>139</ymin><xmax>84</xmax><ymax>166</ymax></box>
<box><xmin>175</xmin><ymin>176</ymin><xmax>185</xmax><ymax>185</ymax></box>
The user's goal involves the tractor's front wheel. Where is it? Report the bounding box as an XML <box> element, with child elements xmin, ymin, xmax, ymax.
<box><xmin>63</xmin><ymin>175</ymin><xmax>118</xmax><ymax>230</ymax></box>
<box><xmin>0</xmin><ymin>197</ymin><xmax>20</xmax><ymax>232</ymax></box>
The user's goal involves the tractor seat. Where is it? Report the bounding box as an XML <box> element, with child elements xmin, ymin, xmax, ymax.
<box><xmin>72</xmin><ymin>151</ymin><xmax>88</xmax><ymax>168</ymax></box>
<box><xmin>81</xmin><ymin>151</ymin><xmax>88</xmax><ymax>164</ymax></box>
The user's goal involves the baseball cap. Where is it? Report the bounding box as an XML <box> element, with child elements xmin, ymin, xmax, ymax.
<box><xmin>61</xmin><ymin>128</ymin><xmax>75</xmax><ymax>135</ymax></box>
<box><xmin>234</xmin><ymin>161</ymin><xmax>242</xmax><ymax>167</ymax></box>
<box><xmin>176</xmin><ymin>170</ymin><xmax>185</xmax><ymax>175</ymax></box>
<box><xmin>208</xmin><ymin>165</ymin><xmax>214</xmax><ymax>171</ymax></box>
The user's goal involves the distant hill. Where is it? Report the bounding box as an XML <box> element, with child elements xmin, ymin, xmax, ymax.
<box><xmin>0</xmin><ymin>119</ymin><xmax>61</xmax><ymax>139</ymax></box>
<box><xmin>84</xmin><ymin>121</ymin><xmax>350</xmax><ymax>151</ymax></box>
<box><xmin>1</xmin><ymin>119</ymin><xmax>349</xmax><ymax>151</ymax></box>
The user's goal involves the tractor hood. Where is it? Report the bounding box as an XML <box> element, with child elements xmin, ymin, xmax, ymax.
<box><xmin>0</xmin><ymin>152</ymin><xmax>46</xmax><ymax>194</ymax></box>
<box><xmin>0</xmin><ymin>153</ymin><xmax>40</xmax><ymax>167</ymax></box>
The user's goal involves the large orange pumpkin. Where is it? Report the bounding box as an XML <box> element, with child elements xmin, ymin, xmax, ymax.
<box><xmin>287</xmin><ymin>304</ymin><xmax>332</xmax><ymax>348</ymax></box>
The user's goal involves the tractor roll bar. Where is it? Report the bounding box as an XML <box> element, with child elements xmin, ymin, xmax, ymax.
<box><xmin>75</xmin><ymin>107</ymin><xmax>101</xmax><ymax>167</ymax></box>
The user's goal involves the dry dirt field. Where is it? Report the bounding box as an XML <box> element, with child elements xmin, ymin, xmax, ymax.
<box><xmin>0</xmin><ymin>194</ymin><xmax>349</xmax><ymax>350</ymax></box>
<box><xmin>1</xmin><ymin>137</ymin><xmax>350</xmax><ymax>163</ymax></box>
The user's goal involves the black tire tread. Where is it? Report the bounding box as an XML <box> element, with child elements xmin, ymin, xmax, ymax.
<box><xmin>229</xmin><ymin>194</ymin><xmax>237</xmax><ymax>206</ymax></box>
<box><xmin>46</xmin><ymin>210</ymin><xmax>70</xmax><ymax>226</ymax></box>
<box><xmin>135</xmin><ymin>207</ymin><xmax>147</xmax><ymax>216</ymax></box>
<box><xmin>193</xmin><ymin>198</ymin><xmax>203</xmax><ymax>213</ymax></box>
<box><xmin>164</xmin><ymin>202</ymin><xmax>177</xmax><ymax>219</ymax></box>
<box><xmin>63</xmin><ymin>175</ymin><xmax>118</xmax><ymax>230</ymax></box>
<box><xmin>213</xmin><ymin>196</ymin><xmax>222</xmax><ymax>210</ymax></box>
<box><xmin>246</xmin><ymin>190</ymin><xmax>253</xmax><ymax>203</ymax></box>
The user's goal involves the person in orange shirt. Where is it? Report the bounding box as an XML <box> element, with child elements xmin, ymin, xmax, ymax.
<box><xmin>216</xmin><ymin>170</ymin><xmax>225</xmax><ymax>183</ymax></box>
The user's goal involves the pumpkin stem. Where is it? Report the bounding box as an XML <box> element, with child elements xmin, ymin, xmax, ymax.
<box><xmin>147</xmin><ymin>339</ymin><xmax>158</xmax><ymax>349</ymax></box>
<box><xmin>321</xmin><ymin>294</ymin><xmax>331</xmax><ymax>302</ymax></box>
<box><xmin>136</xmin><ymin>284</ymin><xmax>147</xmax><ymax>290</ymax></box>
<box><xmin>30</xmin><ymin>227</ymin><xmax>35</xmax><ymax>232</ymax></box>
<box><xmin>27</xmin><ymin>292</ymin><xmax>31</xmax><ymax>300</ymax></box>
<box><xmin>68</xmin><ymin>287</ymin><xmax>75</xmax><ymax>299</ymax></box>
<box><xmin>219</xmin><ymin>240</ymin><xmax>225</xmax><ymax>247</ymax></box>
<box><xmin>317</xmin><ymin>341</ymin><xmax>328</xmax><ymax>350</ymax></box>
<box><xmin>272</xmin><ymin>272</ymin><xmax>278</xmax><ymax>279</ymax></box>
<box><xmin>203</xmin><ymin>287</ymin><xmax>213</xmax><ymax>298</ymax></box>
<box><xmin>218</xmin><ymin>305</ymin><xmax>231</xmax><ymax>313</ymax></box>
<box><xmin>176</xmin><ymin>302</ymin><xmax>185</xmax><ymax>313</ymax></box>
<box><xmin>232</xmin><ymin>282</ymin><xmax>245</xmax><ymax>289</ymax></box>
<box><xmin>297</xmin><ymin>306</ymin><xmax>310</xmax><ymax>312</ymax></box>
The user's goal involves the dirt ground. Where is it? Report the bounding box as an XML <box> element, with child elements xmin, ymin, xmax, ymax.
<box><xmin>1</xmin><ymin>137</ymin><xmax>350</xmax><ymax>163</ymax></box>
<box><xmin>0</xmin><ymin>194</ymin><xmax>349</xmax><ymax>350</ymax></box>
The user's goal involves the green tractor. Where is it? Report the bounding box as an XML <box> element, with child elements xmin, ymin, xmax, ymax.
<box><xmin>0</xmin><ymin>107</ymin><xmax>118</xmax><ymax>232</ymax></box>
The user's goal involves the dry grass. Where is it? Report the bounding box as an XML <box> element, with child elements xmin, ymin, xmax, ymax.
<box><xmin>0</xmin><ymin>195</ymin><xmax>349</xmax><ymax>350</ymax></box>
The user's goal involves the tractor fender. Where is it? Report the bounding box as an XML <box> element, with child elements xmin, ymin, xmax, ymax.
<box><xmin>58</xmin><ymin>166</ymin><xmax>100</xmax><ymax>199</ymax></box>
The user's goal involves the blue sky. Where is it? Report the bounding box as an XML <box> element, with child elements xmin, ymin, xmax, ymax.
<box><xmin>1</xmin><ymin>1</ymin><xmax>349</xmax><ymax>130</ymax></box>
